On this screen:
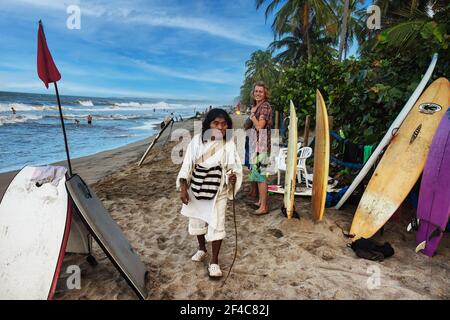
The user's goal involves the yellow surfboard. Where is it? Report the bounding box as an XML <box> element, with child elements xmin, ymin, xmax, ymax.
<box><xmin>311</xmin><ymin>90</ymin><xmax>330</xmax><ymax>221</ymax></box>
<box><xmin>350</xmin><ymin>78</ymin><xmax>450</xmax><ymax>240</ymax></box>
<box><xmin>284</xmin><ymin>100</ymin><xmax>298</xmax><ymax>219</ymax></box>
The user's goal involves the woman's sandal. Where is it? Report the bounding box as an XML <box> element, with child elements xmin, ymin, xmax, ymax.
<box><xmin>252</xmin><ymin>210</ymin><xmax>269</xmax><ymax>216</ymax></box>
<box><xmin>246</xmin><ymin>202</ymin><xmax>260</xmax><ymax>210</ymax></box>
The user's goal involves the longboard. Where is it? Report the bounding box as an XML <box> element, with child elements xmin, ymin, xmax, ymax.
<box><xmin>350</xmin><ymin>78</ymin><xmax>450</xmax><ymax>240</ymax></box>
<box><xmin>0</xmin><ymin>166</ymin><xmax>71</xmax><ymax>299</ymax></box>
<box><xmin>284</xmin><ymin>101</ymin><xmax>298</xmax><ymax>218</ymax></box>
<box><xmin>138</xmin><ymin>118</ymin><xmax>174</xmax><ymax>166</ymax></box>
<box><xmin>65</xmin><ymin>174</ymin><xmax>148</xmax><ymax>299</ymax></box>
<box><xmin>335</xmin><ymin>54</ymin><xmax>438</xmax><ymax>209</ymax></box>
<box><xmin>311</xmin><ymin>90</ymin><xmax>330</xmax><ymax>221</ymax></box>
<box><xmin>416</xmin><ymin>106</ymin><xmax>450</xmax><ymax>256</ymax></box>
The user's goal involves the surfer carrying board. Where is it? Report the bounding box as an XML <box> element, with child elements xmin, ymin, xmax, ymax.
<box><xmin>247</xmin><ymin>81</ymin><xmax>273</xmax><ymax>215</ymax></box>
<box><xmin>177</xmin><ymin>108</ymin><xmax>242</xmax><ymax>278</ymax></box>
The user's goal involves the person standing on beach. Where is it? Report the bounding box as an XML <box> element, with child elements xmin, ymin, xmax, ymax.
<box><xmin>247</xmin><ymin>81</ymin><xmax>272</xmax><ymax>215</ymax></box>
<box><xmin>177</xmin><ymin>108</ymin><xmax>242</xmax><ymax>278</ymax></box>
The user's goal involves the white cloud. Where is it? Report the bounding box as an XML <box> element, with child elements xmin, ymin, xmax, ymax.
<box><xmin>130</xmin><ymin>59</ymin><xmax>238</xmax><ymax>85</ymax></box>
<box><xmin>7</xmin><ymin>0</ymin><xmax>270</xmax><ymax>47</ymax></box>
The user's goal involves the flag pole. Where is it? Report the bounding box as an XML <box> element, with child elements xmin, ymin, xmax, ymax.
<box><xmin>53</xmin><ymin>82</ymin><xmax>73</xmax><ymax>177</ymax></box>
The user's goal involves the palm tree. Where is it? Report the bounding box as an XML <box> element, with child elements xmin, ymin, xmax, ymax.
<box><xmin>334</xmin><ymin>0</ymin><xmax>366</xmax><ymax>60</ymax></box>
<box><xmin>256</xmin><ymin>0</ymin><xmax>337</xmax><ymax>61</ymax></box>
<box><xmin>240</xmin><ymin>50</ymin><xmax>279</xmax><ymax>107</ymax></box>
<box><xmin>338</xmin><ymin>0</ymin><xmax>350</xmax><ymax>61</ymax></box>
<box><xmin>268</xmin><ymin>20</ymin><xmax>336</xmax><ymax>64</ymax></box>
<box><xmin>374</xmin><ymin>1</ymin><xmax>449</xmax><ymax>51</ymax></box>
<box><xmin>244</xmin><ymin>50</ymin><xmax>278</xmax><ymax>87</ymax></box>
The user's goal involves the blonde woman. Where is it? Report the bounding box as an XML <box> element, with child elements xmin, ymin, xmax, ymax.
<box><xmin>247</xmin><ymin>81</ymin><xmax>272</xmax><ymax>215</ymax></box>
<box><xmin>177</xmin><ymin>108</ymin><xmax>242</xmax><ymax>278</ymax></box>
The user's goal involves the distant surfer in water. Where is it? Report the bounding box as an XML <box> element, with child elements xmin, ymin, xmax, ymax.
<box><xmin>177</xmin><ymin>108</ymin><xmax>242</xmax><ymax>278</ymax></box>
<box><xmin>87</xmin><ymin>114</ymin><xmax>92</xmax><ymax>125</ymax></box>
<box><xmin>11</xmin><ymin>107</ymin><xmax>16</xmax><ymax>115</ymax></box>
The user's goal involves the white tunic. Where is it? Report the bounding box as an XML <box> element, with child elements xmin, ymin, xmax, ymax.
<box><xmin>176</xmin><ymin>134</ymin><xmax>243</xmax><ymax>230</ymax></box>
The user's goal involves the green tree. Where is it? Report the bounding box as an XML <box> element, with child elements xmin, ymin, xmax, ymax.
<box><xmin>240</xmin><ymin>50</ymin><xmax>279</xmax><ymax>108</ymax></box>
<box><xmin>256</xmin><ymin>0</ymin><xmax>337</xmax><ymax>60</ymax></box>
<box><xmin>268</xmin><ymin>20</ymin><xmax>336</xmax><ymax>65</ymax></box>
<box><xmin>376</xmin><ymin>3</ymin><xmax>449</xmax><ymax>52</ymax></box>
<box><xmin>334</xmin><ymin>0</ymin><xmax>365</xmax><ymax>60</ymax></box>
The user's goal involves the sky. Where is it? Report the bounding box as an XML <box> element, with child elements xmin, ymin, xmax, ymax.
<box><xmin>0</xmin><ymin>0</ymin><xmax>368</xmax><ymax>104</ymax></box>
<box><xmin>0</xmin><ymin>0</ymin><xmax>276</xmax><ymax>104</ymax></box>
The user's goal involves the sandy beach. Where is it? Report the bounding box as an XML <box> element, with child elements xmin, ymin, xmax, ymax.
<box><xmin>1</xmin><ymin>115</ymin><xmax>449</xmax><ymax>300</ymax></box>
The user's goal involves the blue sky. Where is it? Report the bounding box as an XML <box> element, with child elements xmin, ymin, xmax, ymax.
<box><xmin>0</xmin><ymin>0</ymin><xmax>277</xmax><ymax>103</ymax></box>
<box><xmin>0</xmin><ymin>1</ymin><xmax>368</xmax><ymax>104</ymax></box>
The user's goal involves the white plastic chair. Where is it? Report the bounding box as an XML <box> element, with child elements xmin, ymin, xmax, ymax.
<box><xmin>276</xmin><ymin>144</ymin><xmax>311</xmax><ymax>186</ymax></box>
<box><xmin>296</xmin><ymin>147</ymin><xmax>313</xmax><ymax>188</ymax></box>
<box><xmin>276</xmin><ymin>148</ymin><xmax>288</xmax><ymax>185</ymax></box>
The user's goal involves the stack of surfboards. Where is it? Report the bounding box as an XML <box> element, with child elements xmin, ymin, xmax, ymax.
<box><xmin>349</xmin><ymin>78</ymin><xmax>450</xmax><ymax>242</ymax></box>
<box><xmin>335</xmin><ymin>54</ymin><xmax>439</xmax><ymax>210</ymax></box>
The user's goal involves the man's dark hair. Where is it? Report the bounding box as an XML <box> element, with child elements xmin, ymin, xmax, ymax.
<box><xmin>202</xmin><ymin>108</ymin><xmax>233</xmax><ymax>142</ymax></box>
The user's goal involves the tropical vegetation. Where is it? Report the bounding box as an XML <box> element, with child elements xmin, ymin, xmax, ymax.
<box><xmin>240</xmin><ymin>0</ymin><xmax>449</xmax><ymax>146</ymax></box>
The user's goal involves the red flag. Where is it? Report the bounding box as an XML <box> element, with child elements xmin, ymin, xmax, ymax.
<box><xmin>37</xmin><ymin>20</ymin><xmax>61</xmax><ymax>88</ymax></box>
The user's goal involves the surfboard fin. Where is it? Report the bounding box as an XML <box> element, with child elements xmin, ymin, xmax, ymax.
<box><xmin>415</xmin><ymin>241</ymin><xmax>426</xmax><ymax>253</ymax></box>
<box><xmin>407</xmin><ymin>218</ymin><xmax>419</xmax><ymax>232</ymax></box>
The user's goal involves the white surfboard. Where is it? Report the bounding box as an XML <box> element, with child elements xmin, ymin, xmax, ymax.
<box><xmin>0</xmin><ymin>166</ymin><xmax>71</xmax><ymax>300</ymax></box>
<box><xmin>66</xmin><ymin>207</ymin><xmax>92</xmax><ymax>254</ymax></box>
<box><xmin>335</xmin><ymin>53</ymin><xmax>438</xmax><ymax>209</ymax></box>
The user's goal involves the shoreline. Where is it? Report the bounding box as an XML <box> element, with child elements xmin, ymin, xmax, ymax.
<box><xmin>0</xmin><ymin>117</ymin><xmax>198</xmax><ymax>198</ymax></box>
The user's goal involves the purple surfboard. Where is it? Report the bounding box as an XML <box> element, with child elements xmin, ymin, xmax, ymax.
<box><xmin>416</xmin><ymin>107</ymin><xmax>450</xmax><ymax>257</ymax></box>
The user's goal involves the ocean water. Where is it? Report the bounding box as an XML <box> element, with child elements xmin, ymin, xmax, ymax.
<box><xmin>0</xmin><ymin>91</ymin><xmax>208</xmax><ymax>173</ymax></box>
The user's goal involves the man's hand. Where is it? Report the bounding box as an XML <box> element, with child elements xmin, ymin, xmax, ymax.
<box><xmin>228</xmin><ymin>173</ymin><xmax>237</xmax><ymax>186</ymax></box>
<box><xmin>180</xmin><ymin>179</ymin><xmax>189</xmax><ymax>204</ymax></box>
<box><xmin>180</xmin><ymin>188</ymin><xmax>190</xmax><ymax>205</ymax></box>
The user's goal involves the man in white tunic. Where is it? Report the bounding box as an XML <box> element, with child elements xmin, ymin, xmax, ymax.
<box><xmin>177</xmin><ymin>109</ymin><xmax>242</xmax><ymax>278</ymax></box>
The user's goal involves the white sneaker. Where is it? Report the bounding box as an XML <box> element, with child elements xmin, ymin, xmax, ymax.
<box><xmin>191</xmin><ymin>250</ymin><xmax>208</xmax><ymax>262</ymax></box>
<box><xmin>208</xmin><ymin>264</ymin><xmax>223</xmax><ymax>278</ymax></box>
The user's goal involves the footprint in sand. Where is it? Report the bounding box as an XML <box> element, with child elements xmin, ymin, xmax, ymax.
<box><xmin>157</xmin><ymin>235</ymin><xmax>168</xmax><ymax>250</ymax></box>
<box><xmin>267</xmin><ymin>228</ymin><xmax>283</xmax><ymax>238</ymax></box>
